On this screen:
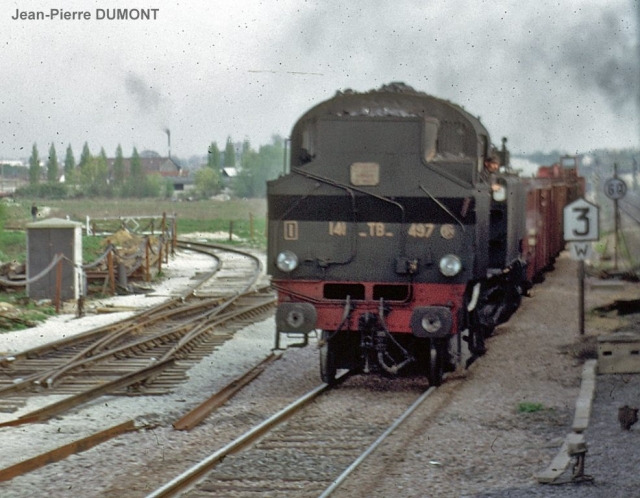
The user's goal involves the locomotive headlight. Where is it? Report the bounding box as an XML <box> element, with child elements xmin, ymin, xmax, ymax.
<box><xmin>276</xmin><ymin>250</ymin><xmax>299</xmax><ymax>272</ymax></box>
<box><xmin>439</xmin><ymin>254</ymin><xmax>462</xmax><ymax>277</ymax></box>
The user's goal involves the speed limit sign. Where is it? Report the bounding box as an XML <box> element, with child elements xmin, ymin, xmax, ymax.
<box><xmin>604</xmin><ymin>177</ymin><xmax>627</xmax><ymax>200</ymax></box>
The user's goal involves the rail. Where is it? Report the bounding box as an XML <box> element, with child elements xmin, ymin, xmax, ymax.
<box><xmin>146</xmin><ymin>372</ymin><xmax>443</xmax><ymax>498</ymax></box>
<box><xmin>146</xmin><ymin>375</ymin><xmax>347</xmax><ymax>498</ymax></box>
<box><xmin>0</xmin><ymin>242</ymin><xmax>273</xmax><ymax>423</ymax></box>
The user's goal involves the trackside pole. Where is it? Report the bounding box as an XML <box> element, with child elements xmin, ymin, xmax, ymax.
<box><xmin>564</xmin><ymin>197</ymin><xmax>599</xmax><ymax>337</ymax></box>
<box><xmin>579</xmin><ymin>260</ymin><xmax>585</xmax><ymax>336</ymax></box>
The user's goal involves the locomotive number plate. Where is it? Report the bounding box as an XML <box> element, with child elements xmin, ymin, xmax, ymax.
<box><xmin>350</xmin><ymin>162</ymin><xmax>379</xmax><ymax>186</ymax></box>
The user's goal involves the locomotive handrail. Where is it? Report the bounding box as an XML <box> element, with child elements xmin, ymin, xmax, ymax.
<box><xmin>292</xmin><ymin>166</ymin><xmax>409</xmax><ymax>256</ymax></box>
<box><xmin>419</xmin><ymin>184</ymin><xmax>466</xmax><ymax>232</ymax></box>
<box><xmin>421</xmin><ymin>159</ymin><xmax>475</xmax><ymax>189</ymax></box>
<box><xmin>275</xmin><ymin>179</ymin><xmax>358</xmax><ymax>267</ymax></box>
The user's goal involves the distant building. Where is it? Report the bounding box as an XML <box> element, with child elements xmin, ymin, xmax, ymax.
<box><xmin>0</xmin><ymin>159</ymin><xmax>26</xmax><ymax>167</ymax></box>
<box><xmin>222</xmin><ymin>167</ymin><xmax>238</xmax><ymax>179</ymax></box>
<box><xmin>105</xmin><ymin>156</ymin><xmax>194</xmax><ymax>192</ymax></box>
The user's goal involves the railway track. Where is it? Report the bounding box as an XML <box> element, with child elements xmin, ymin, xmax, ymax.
<box><xmin>146</xmin><ymin>374</ymin><xmax>444</xmax><ymax>498</ymax></box>
<box><xmin>0</xmin><ymin>240</ymin><xmax>456</xmax><ymax>495</ymax></box>
<box><xmin>0</xmin><ymin>241</ymin><xmax>275</xmax><ymax>423</ymax></box>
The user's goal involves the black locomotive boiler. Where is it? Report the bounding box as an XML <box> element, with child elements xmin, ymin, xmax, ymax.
<box><xmin>267</xmin><ymin>83</ymin><xmax>580</xmax><ymax>386</ymax></box>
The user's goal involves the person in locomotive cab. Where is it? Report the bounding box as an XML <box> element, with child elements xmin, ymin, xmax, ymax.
<box><xmin>481</xmin><ymin>153</ymin><xmax>501</xmax><ymax>187</ymax></box>
<box><xmin>484</xmin><ymin>153</ymin><xmax>500</xmax><ymax>175</ymax></box>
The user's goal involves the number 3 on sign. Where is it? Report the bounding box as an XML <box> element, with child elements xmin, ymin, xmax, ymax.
<box><xmin>563</xmin><ymin>198</ymin><xmax>599</xmax><ymax>242</ymax></box>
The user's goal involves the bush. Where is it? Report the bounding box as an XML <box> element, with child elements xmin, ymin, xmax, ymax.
<box><xmin>14</xmin><ymin>183</ymin><xmax>69</xmax><ymax>199</ymax></box>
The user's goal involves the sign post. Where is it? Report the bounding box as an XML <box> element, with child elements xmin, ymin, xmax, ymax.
<box><xmin>563</xmin><ymin>198</ymin><xmax>600</xmax><ymax>335</ymax></box>
<box><xmin>604</xmin><ymin>164</ymin><xmax>627</xmax><ymax>270</ymax></box>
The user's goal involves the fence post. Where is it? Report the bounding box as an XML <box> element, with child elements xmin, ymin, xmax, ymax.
<box><xmin>172</xmin><ymin>213</ymin><xmax>177</xmax><ymax>255</ymax></box>
<box><xmin>107</xmin><ymin>247</ymin><xmax>115</xmax><ymax>296</ymax></box>
<box><xmin>229</xmin><ymin>220</ymin><xmax>234</xmax><ymax>242</ymax></box>
<box><xmin>250</xmin><ymin>213</ymin><xmax>254</xmax><ymax>241</ymax></box>
<box><xmin>145</xmin><ymin>238</ymin><xmax>151</xmax><ymax>282</ymax></box>
<box><xmin>55</xmin><ymin>255</ymin><xmax>63</xmax><ymax>314</ymax></box>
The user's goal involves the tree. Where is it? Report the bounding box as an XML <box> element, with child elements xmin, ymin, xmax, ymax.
<box><xmin>207</xmin><ymin>142</ymin><xmax>221</xmax><ymax>170</ymax></box>
<box><xmin>130</xmin><ymin>147</ymin><xmax>143</xmax><ymax>181</ymax></box>
<box><xmin>127</xmin><ymin>147</ymin><xmax>145</xmax><ymax>197</ymax></box>
<box><xmin>224</xmin><ymin>137</ymin><xmax>236</xmax><ymax>168</ymax></box>
<box><xmin>194</xmin><ymin>167</ymin><xmax>221</xmax><ymax>198</ymax></box>
<box><xmin>113</xmin><ymin>144</ymin><xmax>125</xmax><ymax>186</ymax></box>
<box><xmin>234</xmin><ymin>147</ymin><xmax>261</xmax><ymax>197</ymax></box>
<box><xmin>64</xmin><ymin>144</ymin><xmax>76</xmax><ymax>183</ymax></box>
<box><xmin>28</xmin><ymin>143</ymin><xmax>41</xmax><ymax>185</ymax></box>
<box><xmin>96</xmin><ymin>148</ymin><xmax>109</xmax><ymax>194</ymax></box>
<box><xmin>241</xmin><ymin>138</ymin><xmax>251</xmax><ymax>160</ymax></box>
<box><xmin>233</xmin><ymin>135</ymin><xmax>285</xmax><ymax>198</ymax></box>
<box><xmin>47</xmin><ymin>143</ymin><xmax>59</xmax><ymax>183</ymax></box>
<box><xmin>79</xmin><ymin>156</ymin><xmax>97</xmax><ymax>192</ymax></box>
<box><xmin>79</xmin><ymin>142</ymin><xmax>91</xmax><ymax>171</ymax></box>
<box><xmin>163</xmin><ymin>178</ymin><xmax>175</xmax><ymax>199</ymax></box>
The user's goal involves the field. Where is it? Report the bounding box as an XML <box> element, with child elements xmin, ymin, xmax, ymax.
<box><xmin>0</xmin><ymin>197</ymin><xmax>268</xmax><ymax>330</ymax></box>
<box><xmin>1</xmin><ymin>197</ymin><xmax>268</xmax><ymax>262</ymax></box>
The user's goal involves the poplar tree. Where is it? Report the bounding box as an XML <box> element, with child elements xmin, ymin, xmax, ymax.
<box><xmin>223</xmin><ymin>137</ymin><xmax>236</xmax><ymax>168</ymax></box>
<box><xmin>207</xmin><ymin>142</ymin><xmax>221</xmax><ymax>170</ymax></box>
<box><xmin>130</xmin><ymin>147</ymin><xmax>143</xmax><ymax>180</ymax></box>
<box><xmin>96</xmin><ymin>147</ymin><xmax>109</xmax><ymax>194</ymax></box>
<box><xmin>113</xmin><ymin>144</ymin><xmax>125</xmax><ymax>186</ymax></box>
<box><xmin>47</xmin><ymin>143</ymin><xmax>59</xmax><ymax>183</ymax></box>
<box><xmin>64</xmin><ymin>144</ymin><xmax>76</xmax><ymax>183</ymax></box>
<box><xmin>79</xmin><ymin>142</ymin><xmax>91</xmax><ymax>171</ymax></box>
<box><xmin>28</xmin><ymin>143</ymin><xmax>41</xmax><ymax>185</ymax></box>
<box><xmin>130</xmin><ymin>147</ymin><xmax>144</xmax><ymax>197</ymax></box>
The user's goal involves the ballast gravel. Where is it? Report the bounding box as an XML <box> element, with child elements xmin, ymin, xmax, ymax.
<box><xmin>0</xmin><ymin>250</ymin><xmax>638</xmax><ymax>497</ymax></box>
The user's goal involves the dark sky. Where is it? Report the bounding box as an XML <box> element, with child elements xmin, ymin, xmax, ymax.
<box><xmin>1</xmin><ymin>0</ymin><xmax>638</xmax><ymax>161</ymax></box>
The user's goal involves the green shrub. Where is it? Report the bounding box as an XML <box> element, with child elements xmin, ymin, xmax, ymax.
<box><xmin>517</xmin><ymin>402</ymin><xmax>545</xmax><ymax>413</ymax></box>
<box><xmin>14</xmin><ymin>183</ymin><xmax>69</xmax><ymax>199</ymax></box>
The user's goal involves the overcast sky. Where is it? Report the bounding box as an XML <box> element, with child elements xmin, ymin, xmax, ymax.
<box><xmin>1</xmin><ymin>0</ymin><xmax>638</xmax><ymax>162</ymax></box>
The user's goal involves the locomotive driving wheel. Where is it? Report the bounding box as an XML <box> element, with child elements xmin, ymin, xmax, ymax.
<box><xmin>428</xmin><ymin>339</ymin><xmax>445</xmax><ymax>387</ymax></box>
<box><xmin>319</xmin><ymin>330</ymin><xmax>337</xmax><ymax>385</ymax></box>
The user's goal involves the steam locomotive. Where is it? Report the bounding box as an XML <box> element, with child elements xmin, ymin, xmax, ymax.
<box><xmin>267</xmin><ymin>83</ymin><xmax>582</xmax><ymax>386</ymax></box>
